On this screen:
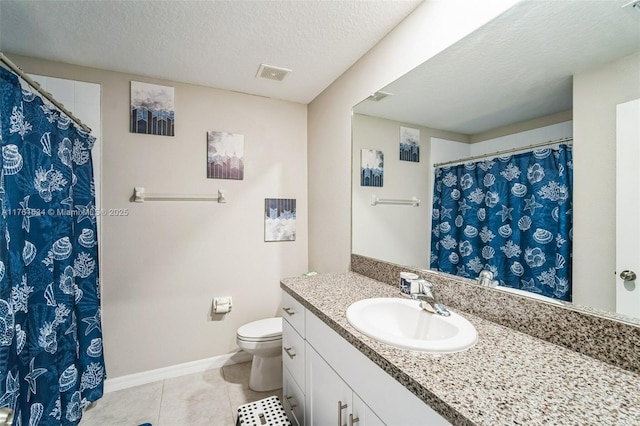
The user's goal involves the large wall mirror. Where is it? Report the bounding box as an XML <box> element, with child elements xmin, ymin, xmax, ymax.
<box><xmin>352</xmin><ymin>1</ymin><xmax>640</xmax><ymax>321</ymax></box>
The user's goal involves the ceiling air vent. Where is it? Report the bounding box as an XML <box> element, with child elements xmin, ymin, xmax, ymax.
<box><xmin>256</xmin><ymin>64</ymin><xmax>291</xmax><ymax>82</ymax></box>
<box><xmin>366</xmin><ymin>91</ymin><xmax>392</xmax><ymax>102</ymax></box>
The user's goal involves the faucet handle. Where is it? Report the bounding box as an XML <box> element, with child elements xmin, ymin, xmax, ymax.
<box><xmin>478</xmin><ymin>270</ymin><xmax>494</xmax><ymax>287</ymax></box>
<box><xmin>416</xmin><ymin>279</ymin><xmax>435</xmax><ymax>293</ymax></box>
<box><xmin>407</xmin><ymin>279</ymin><xmax>425</xmax><ymax>298</ymax></box>
<box><xmin>420</xmin><ymin>279</ymin><xmax>434</xmax><ymax>287</ymax></box>
<box><xmin>408</xmin><ymin>280</ymin><xmax>421</xmax><ymax>297</ymax></box>
<box><xmin>411</xmin><ymin>278</ymin><xmax>426</xmax><ymax>290</ymax></box>
<box><xmin>407</xmin><ymin>278</ymin><xmax>436</xmax><ymax>299</ymax></box>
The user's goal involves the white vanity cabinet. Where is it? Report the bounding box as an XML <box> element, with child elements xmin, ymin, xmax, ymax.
<box><xmin>282</xmin><ymin>290</ymin><xmax>450</xmax><ymax>426</ymax></box>
<box><xmin>282</xmin><ymin>291</ymin><xmax>306</xmax><ymax>425</ymax></box>
<box><xmin>306</xmin><ymin>342</ymin><xmax>383</xmax><ymax>425</ymax></box>
<box><xmin>304</xmin><ymin>298</ymin><xmax>451</xmax><ymax>426</ymax></box>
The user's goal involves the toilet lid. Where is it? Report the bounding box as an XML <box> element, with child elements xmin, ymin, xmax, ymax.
<box><xmin>237</xmin><ymin>317</ymin><xmax>282</xmax><ymax>342</ymax></box>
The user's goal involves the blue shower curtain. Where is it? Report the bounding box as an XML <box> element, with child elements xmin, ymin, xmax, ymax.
<box><xmin>430</xmin><ymin>144</ymin><xmax>573</xmax><ymax>301</ymax></box>
<box><xmin>0</xmin><ymin>67</ymin><xmax>104</xmax><ymax>424</ymax></box>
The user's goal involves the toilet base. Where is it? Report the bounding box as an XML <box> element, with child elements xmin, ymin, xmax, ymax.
<box><xmin>249</xmin><ymin>354</ymin><xmax>282</xmax><ymax>392</ymax></box>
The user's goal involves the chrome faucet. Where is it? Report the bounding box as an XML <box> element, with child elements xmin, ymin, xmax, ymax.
<box><xmin>477</xmin><ymin>270</ymin><xmax>498</xmax><ymax>288</ymax></box>
<box><xmin>408</xmin><ymin>279</ymin><xmax>450</xmax><ymax>317</ymax></box>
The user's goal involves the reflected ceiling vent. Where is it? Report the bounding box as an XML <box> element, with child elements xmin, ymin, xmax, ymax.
<box><xmin>256</xmin><ymin>64</ymin><xmax>291</xmax><ymax>82</ymax></box>
<box><xmin>366</xmin><ymin>91</ymin><xmax>392</xmax><ymax>102</ymax></box>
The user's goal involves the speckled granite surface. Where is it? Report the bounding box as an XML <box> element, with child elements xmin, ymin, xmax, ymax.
<box><xmin>281</xmin><ymin>272</ymin><xmax>640</xmax><ymax>426</ymax></box>
<box><xmin>351</xmin><ymin>254</ymin><xmax>640</xmax><ymax>375</ymax></box>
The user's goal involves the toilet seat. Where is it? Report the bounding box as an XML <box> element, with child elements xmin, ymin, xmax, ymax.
<box><xmin>237</xmin><ymin>317</ymin><xmax>282</xmax><ymax>343</ymax></box>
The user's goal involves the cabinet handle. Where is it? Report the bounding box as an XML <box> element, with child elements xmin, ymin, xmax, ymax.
<box><xmin>284</xmin><ymin>395</ymin><xmax>297</xmax><ymax>409</ymax></box>
<box><xmin>338</xmin><ymin>401</ymin><xmax>348</xmax><ymax>426</ymax></box>
<box><xmin>282</xmin><ymin>307</ymin><xmax>295</xmax><ymax>316</ymax></box>
<box><xmin>349</xmin><ymin>414</ymin><xmax>360</xmax><ymax>425</ymax></box>
<box><xmin>283</xmin><ymin>347</ymin><xmax>296</xmax><ymax>359</ymax></box>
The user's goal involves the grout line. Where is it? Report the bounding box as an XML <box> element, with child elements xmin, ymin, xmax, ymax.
<box><xmin>156</xmin><ymin>379</ymin><xmax>165</xmax><ymax>426</ymax></box>
<box><xmin>221</xmin><ymin>364</ymin><xmax>239</xmax><ymax>423</ymax></box>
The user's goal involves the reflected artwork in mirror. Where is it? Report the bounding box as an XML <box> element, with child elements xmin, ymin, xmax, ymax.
<box><xmin>351</xmin><ymin>1</ymin><xmax>640</xmax><ymax>321</ymax></box>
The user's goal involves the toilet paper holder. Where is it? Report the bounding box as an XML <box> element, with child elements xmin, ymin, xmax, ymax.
<box><xmin>212</xmin><ymin>296</ymin><xmax>233</xmax><ymax>314</ymax></box>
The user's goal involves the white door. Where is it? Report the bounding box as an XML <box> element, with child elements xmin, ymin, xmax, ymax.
<box><xmin>616</xmin><ymin>98</ymin><xmax>640</xmax><ymax>318</ymax></box>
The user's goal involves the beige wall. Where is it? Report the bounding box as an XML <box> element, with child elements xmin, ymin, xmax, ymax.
<box><xmin>573</xmin><ymin>52</ymin><xmax>640</xmax><ymax>311</ymax></box>
<box><xmin>307</xmin><ymin>0</ymin><xmax>521</xmax><ymax>273</ymax></box>
<box><xmin>7</xmin><ymin>54</ymin><xmax>308</xmax><ymax>378</ymax></box>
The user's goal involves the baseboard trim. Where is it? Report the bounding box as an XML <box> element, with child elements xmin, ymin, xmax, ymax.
<box><xmin>104</xmin><ymin>351</ymin><xmax>253</xmax><ymax>393</ymax></box>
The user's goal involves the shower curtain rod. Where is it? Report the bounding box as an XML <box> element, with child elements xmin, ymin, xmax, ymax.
<box><xmin>433</xmin><ymin>136</ymin><xmax>573</xmax><ymax>168</ymax></box>
<box><xmin>0</xmin><ymin>51</ymin><xmax>92</xmax><ymax>133</ymax></box>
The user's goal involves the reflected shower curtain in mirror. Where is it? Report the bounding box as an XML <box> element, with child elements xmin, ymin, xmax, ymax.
<box><xmin>430</xmin><ymin>144</ymin><xmax>572</xmax><ymax>301</ymax></box>
<box><xmin>0</xmin><ymin>67</ymin><xmax>104</xmax><ymax>424</ymax></box>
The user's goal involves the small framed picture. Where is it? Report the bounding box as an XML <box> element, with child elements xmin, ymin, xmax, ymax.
<box><xmin>130</xmin><ymin>81</ymin><xmax>175</xmax><ymax>136</ymax></box>
<box><xmin>400</xmin><ymin>126</ymin><xmax>419</xmax><ymax>162</ymax></box>
<box><xmin>265</xmin><ymin>198</ymin><xmax>296</xmax><ymax>242</ymax></box>
<box><xmin>361</xmin><ymin>149</ymin><xmax>383</xmax><ymax>187</ymax></box>
<box><xmin>207</xmin><ymin>131</ymin><xmax>244</xmax><ymax>180</ymax></box>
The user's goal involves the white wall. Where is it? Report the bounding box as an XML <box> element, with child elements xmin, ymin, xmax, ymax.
<box><xmin>431</xmin><ymin>138</ymin><xmax>471</xmax><ymax>167</ymax></box>
<box><xmin>432</xmin><ymin>121</ymin><xmax>572</xmax><ymax>166</ymax></box>
<box><xmin>10</xmin><ymin>54</ymin><xmax>308</xmax><ymax>378</ymax></box>
<box><xmin>469</xmin><ymin>121</ymin><xmax>572</xmax><ymax>157</ymax></box>
<box><xmin>351</xmin><ymin>114</ymin><xmax>467</xmax><ymax>269</ymax></box>
<box><xmin>573</xmin><ymin>52</ymin><xmax>640</xmax><ymax>311</ymax></box>
<box><xmin>308</xmin><ymin>0</ymin><xmax>521</xmax><ymax>272</ymax></box>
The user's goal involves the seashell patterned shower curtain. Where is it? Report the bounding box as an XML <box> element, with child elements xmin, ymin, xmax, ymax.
<box><xmin>430</xmin><ymin>144</ymin><xmax>573</xmax><ymax>301</ymax></box>
<box><xmin>0</xmin><ymin>67</ymin><xmax>104</xmax><ymax>424</ymax></box>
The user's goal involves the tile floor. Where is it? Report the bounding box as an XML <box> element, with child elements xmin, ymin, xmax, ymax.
<box><xmin>80</xmin><ymin>361</ymin><xmax>283</xmax><ymax>426</ymax></box>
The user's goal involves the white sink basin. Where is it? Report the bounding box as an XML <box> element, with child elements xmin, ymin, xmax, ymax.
<box><xmin>346</xmin><ymin>298</ymin><xmax>477</xmax><ymax>353</ymax></box>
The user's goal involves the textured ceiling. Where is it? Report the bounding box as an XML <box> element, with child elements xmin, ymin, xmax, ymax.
<box><xmin>0</xmin><ymin>0</ymin><xmax>422</xmax><ymax>104</ymax></box>
<box><xmin>354</xmin><ymin>0</ymin><xmax>640</xmax><ymax>135</ymax></box>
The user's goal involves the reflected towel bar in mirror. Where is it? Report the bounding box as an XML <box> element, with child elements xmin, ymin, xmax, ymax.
<box><xmin>371</xmin><ymin>195</ymin><xmax>420</xmax><ymax>207</ymax></box>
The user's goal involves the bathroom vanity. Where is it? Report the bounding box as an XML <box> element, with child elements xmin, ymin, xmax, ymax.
<box><xmin>281</xmin><ymin>272</ymin><xmax>640</xmax><ymax>426</ymax></box>
<box><xmin>282</xmin><ymin>288</ymin><xmax>446</xmax><ymax>426</ymax></box>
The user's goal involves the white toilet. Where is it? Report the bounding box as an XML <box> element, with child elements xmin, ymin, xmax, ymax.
<box><xmin>236</xmin><ymin>317</ymin><xmax>283</xmax><ymax>391</ymax></box>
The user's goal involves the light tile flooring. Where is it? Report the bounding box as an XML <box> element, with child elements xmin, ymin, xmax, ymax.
<box><xmin>80</xmin><ymin>361</ymin><xmax>283</xmax><ymax>426</ymax></box>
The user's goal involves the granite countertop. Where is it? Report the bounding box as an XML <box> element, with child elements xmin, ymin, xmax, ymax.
<box><xmin>281</xmin><ymin>272</ymin><xmax>640</xmax><ymax>426</ymax></box>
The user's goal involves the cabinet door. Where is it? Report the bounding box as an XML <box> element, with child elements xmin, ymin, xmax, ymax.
<box><xmin>284</xmin><ymin>366</ymin><xmax>305</xmax><ymax>426</ymax></box>
<box><xmin>306</xmin><ymin>343</ymin><xmax>352</xmax><ymax>426</ymax></box>
<box><xmin>352</xmin><ymin>393</ymin><xmax>385</xmax><ymax>426</ymax></box>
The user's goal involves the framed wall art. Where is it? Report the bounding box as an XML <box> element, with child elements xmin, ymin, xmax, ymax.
<box><xmin>361</xmin><ymin>149</ymin><xmax>383</xmax><ymax>187</ymax></box>
<box><xmin>264</xmin><ymin>198</ymin><xmax>296</xmax><ymax>242</ymax></box>
<box><xmin>207</xmin><ymin>131</ymin><xmax>244</xmax><ymax>180</ymax></box>
<box><xmin>130</xmin><ymin>81</ymin><xmax>175</xmax><ymax>136</ymax></box>
<box><xmin>400</xmin><ymin>126</ymin><xmax>419</xmax><ymax>162</ymax></box>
